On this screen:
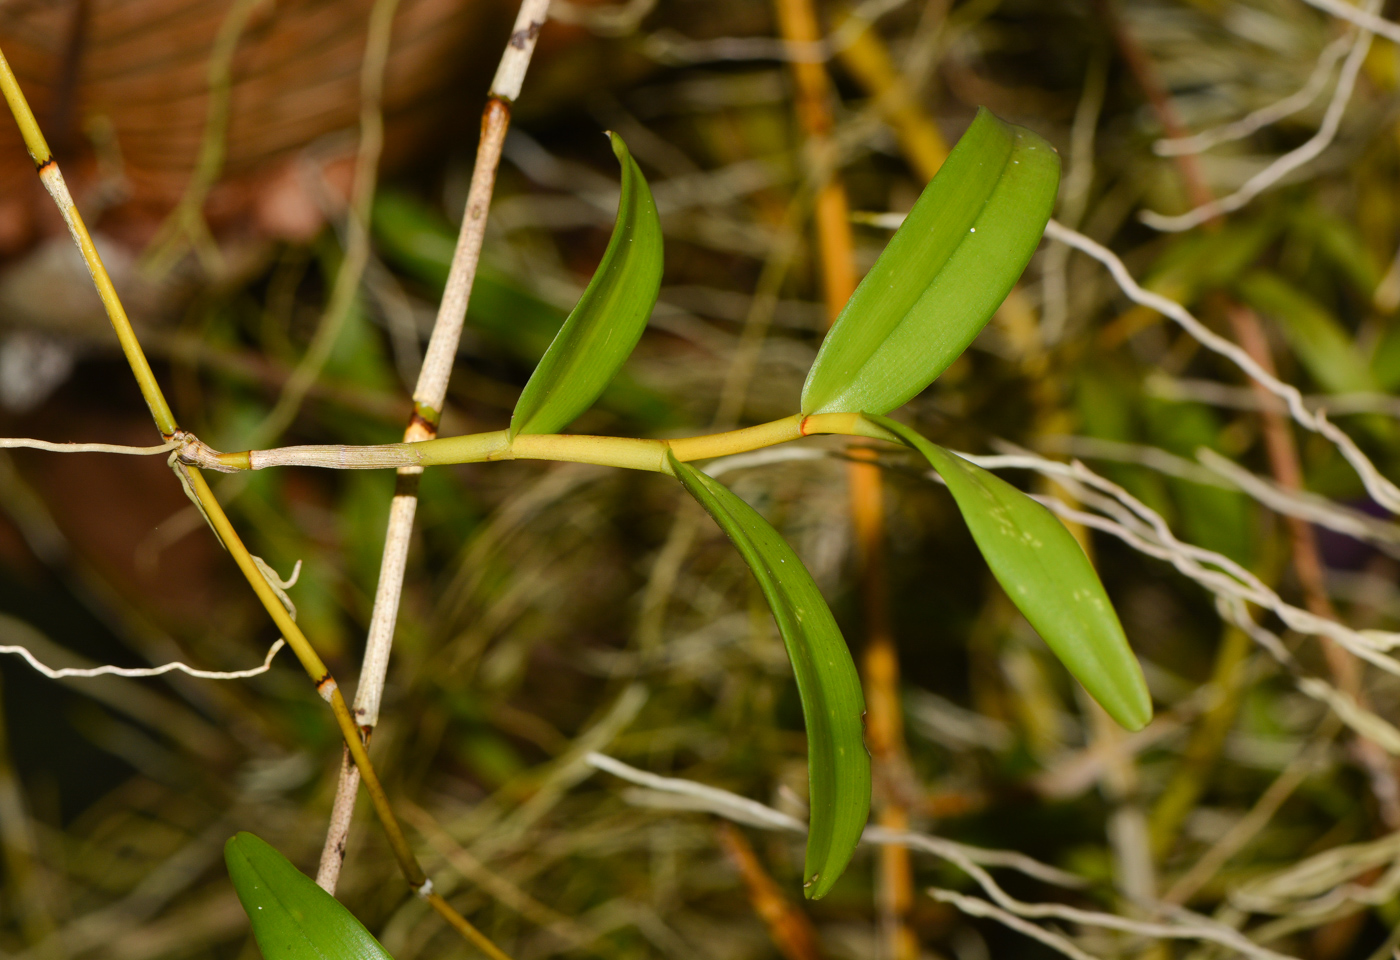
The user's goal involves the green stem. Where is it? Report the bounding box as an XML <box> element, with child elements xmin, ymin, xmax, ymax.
<box><xmin>205</xmin><ymin>413</ymin><xmax>888</xmax><ymax>474</ymax></box>
<box><xmin>185</xmin><ymin>467</ymin><xmax>430</xmax><ymax>888</ymax></box>
<box><xmin>0</xmin><ymin>43</ymin><xmax>475</xmax><ymax>921</ymax></box>
<box><xmin>0</xmin><ymin>48</ymin><xmax>177</xmax><ymax>436</ymax></box>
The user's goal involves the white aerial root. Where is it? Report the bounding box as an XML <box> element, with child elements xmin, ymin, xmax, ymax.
<box><xmin>706</xmin><ymin>435</ymin><xmax>1400</xmax><ymax>745</ymax></box>
<box><xmin>1297</xmin><ymin>0</ymin><xmax>1400</xmax><ymax>44</ymax></box>
<box><xmin>1043</xmin><ymin>220</ymin><xmax>1400</xmax><ymax>515</ymax></box>
<box><xmin>585</xmin><ymin>752</ymin><xmax>1081</xmax><ymax>887</ymax></box>
<box><xmin>927</xmin><ymin>889</ymin><xmax>1101</xmax><ymax>960</ymax></box>
<box><xmin>860</xmin><ymin>216</ymin><xmax>1400</xmax><ymax>516</ymax></box>
<box><xmin>251</xmin><ymin>557</ymin><xmax>302</xmax><ymax>621</ymax></box>
<box><xmin>1037</xmin><ymin>435</ymin><xmax>1233</xmax><ymax>488</ymax></box>
<box><xmin>1138</xmin><ymin>0</ymin><xmax>1378</xmax><ymax>232</ymax></box>
<box><xmin>1153</xmin><ymin>35</ymin><xmax>1351</xmax><ymax>157</ymax></box>
<box><xmin>1146</xmin><ymin>373</ymin><xmax>1400</xmax><ymax>419</ymax></box>
<box><xmin>1231</xmin><ymin>830</ymin><xmax>1400</xmax><ymax>916</ymax></box>
<box><xmin>925</xmin><ymin>446</ymin><xmax>1400</xmax><ymax>756</ymax></box>
<box><xmin>0</xmin><ymin>638</ymin><xmax>284</xmax><ymax>680</ymax></box>
<box><xmin>587</xmin><ymin>753</ymin><xmax>1298</xmax><ymax>960</ymax></box>
<box><xmin>0</xmin><ymin>435</ymin><xmax>298</xmax><ymax>683</ymax></box>
<box><xmin>1193</xmin><ymin>449</ymin><xmax>1400</xmax><ymax>556</ymax></box>
<box><xmin>0</xmin><ymin>438</ymin><xmax>176</xmax><ymax>455</ymax></box>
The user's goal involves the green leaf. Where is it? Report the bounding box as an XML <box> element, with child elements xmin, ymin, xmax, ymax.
<box><xmin>510</xmin><ymin>133</ymin><xmax>663</xmax><ymax>437</ymax></box>
<box><xmin>225</xmin><ymin>832</ymin><xmax>394</xmax><ymax>959</ymax></box>
<box><xmin>801</xmin><ymin>108</ymin><xmax>1059</xmax><ymax>416</ymax></box>
<box><xmin>1236</xmin><ymin>271</ymin><xmax>1377</xmax><ymax>393</ymax></box>
<box><xmin>373</xmin><ymin>189</ymin><xmax>676</xmax><ymax>430</ymax></box>
<box><xmin>864</xmin><ymin>415</ymin><xmax>1151</xmax><ymax>731</ymax></box>
<box><xmin>670</xmin><ymin>453</ymin><xmax>868</xmax><ymax>899</ymax></box>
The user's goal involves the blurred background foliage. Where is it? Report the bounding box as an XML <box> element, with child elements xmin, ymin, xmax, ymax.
<box><xmin>3</xmin><ymin>0</ymin><xmax>1400</xmax><ymax>958</ymax></box>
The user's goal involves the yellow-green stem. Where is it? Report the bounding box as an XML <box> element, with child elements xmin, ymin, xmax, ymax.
<box><xmin>214</xmin><ymin>413</ymin><xmax>888</xmax><ymax>474</ymax></box>
<box><xmin>0</xmin><ymin>48</ymin><xmax>176</xmax><ymax>436</ymax></box>
<box><xmin>426</xmin><ymin>892</ymin><xmax>515</xmax><ymax>960</ymax></box>
<box><xmin>187</xmin><ymin>468</ymin><xmax>431</xmax><ymax>886</ymax></box>
<box><xmin>0</xmin><ymin>44</ymin><xmax>510</xmax><ymax>952</ymax></box>
<box><xmin>0</xmin><ymin>43</ymin><xmax>443</xmax><ymax>902</ymax></box>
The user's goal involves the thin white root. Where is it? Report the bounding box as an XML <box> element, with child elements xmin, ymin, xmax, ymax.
<box><xmin>1152</xmin><ymin>35</ymin><xmax>1350</xmax><ymax>156</ymax></box>
<box><xmin>1194</xmin><ymin>448</ymin><xmax>1400</xmax><ymax>555</ymax></box>
<box><xmin>586</xmin><ymin>752</ymin><xmax>1082</xmax><ymax>886</ymax></box>
<box><xmin>0</xmin><ymin>638</ymin><xmax>285</xmax><ymax>680</ymax></box>
<box><xmin>587</xmin><ymin>752</ymin><xmax>1298</xmax><ymax>960</ymax></box>
<box><xmin>1145</xmin><ymin>373</ymin><xmax>1400</xmax><ymax>419</ymax></box>
<box><xmin>1297</xmin><ymin>0</ymin><xmax>1400</xmax><ymax>44</ymax></box>
<box><xmin>251</xmin><ymin>557</ymin><xmax>301</xmax><ymax>622</ymax></box>
<box><xmin>1043</xmin><ymin>219</ymin><xmax>1400</xmax><ymax>514</ymax></box>
<box><xmin>928</xmin><ymin>889</ymin><xmax>1102</xmax><ymax>960</ymax></box>
<box><xmin>1139</xmin><ymin>2</ymin><xmax>1377</xmax><ymax>232</ymax></box>
<box><xmin>0</xmin><ymin>438</ymin><xmax>176</xmax><ymax>455</ymax></box>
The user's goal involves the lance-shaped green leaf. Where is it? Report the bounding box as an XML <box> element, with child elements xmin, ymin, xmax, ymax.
<box><xmin>225</xmin><ymin>832</ymin><xmax>394</xmax><ymax>959</ymax></box>
<box><xmin>801</xmin><ymin>108</ymin><xmax>1059</xmax><ymax>417</ymax></box>
<box><xmin>510</xmin><ymin>133</ymin><xmax>663</xmax><ymax>437</ymax></box>
<box><xmin>670</xmin><ymin>453</ymin><xmax>869</xmax><ymax>899</ymax></box>
<box><xmin>864</xmin><ymin>415</ymin><xmax>1151</xmax><ymax>731</ymax></box>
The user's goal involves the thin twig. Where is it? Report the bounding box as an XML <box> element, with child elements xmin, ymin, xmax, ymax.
<box><xmin>716</xmin><ymin>823</ymin><xmax>825</xmax><ymax>960</ymax></box>
<box><xmin>0</xmin><ymin>31</ymin><xmax>510</xmax><ymax>958</ymax></box>
<box><xmin>1224</xmin><ymin>301</ymin><xmax>1400</xmax><ymax>827</ymax></box>
<box><xmin>316</xmin><ymin>0</ymin><xmax>551</xmax><ymax>893</ymax></box>
<box><xmin>1098</xmin><ymin>0</ymin><xmax>1213</xmax><ymax>213</ymax></box>
<box><xmin>0</xmin><ymin>49</ymin><xmax>176</xmax><ymax>435</ymax></box>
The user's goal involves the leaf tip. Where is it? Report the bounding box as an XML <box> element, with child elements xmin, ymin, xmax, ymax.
<box><xmin>1107</xmin><ymin>682</ymin><xmax>1153</xmax><ymax>733</ymax></box>
<box><xmin>607</xmin><ymin>129</ymin><xmax>629</xmax><ymax>163</ymax></box>
<box><xmin>224</xmin><ymin>831</ymin><xmax>255</xmax><ymax>869</ymax></box>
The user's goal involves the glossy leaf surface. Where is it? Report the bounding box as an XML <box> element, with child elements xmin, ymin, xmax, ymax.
<box><xmin>671</xmin><ymin>454</ymin><xmax>868</xmax><ymax>899</ymax></box>
<box><xmin>510</xmin><ymin>133</ymin><xmax>663</xmax><ymax>437</ymax></box>
<box><xmin>866</xmin><ymin>415</ymin><xmax>1152</xmax><ymax>731</ymax></box>
<box><xmin>226</xmin><ymin>832</ymin><xmax>393</xmax><ymax>959</ymax></box>
<box><xmin>801</xmin><ymin>108</ymin><xmax>1059</xmax><ymax>416</ymax></box>
<box><xmin>373</xmin><ymin>190</ymin><xmax>674</xmax><ymax>430</ymax></box>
